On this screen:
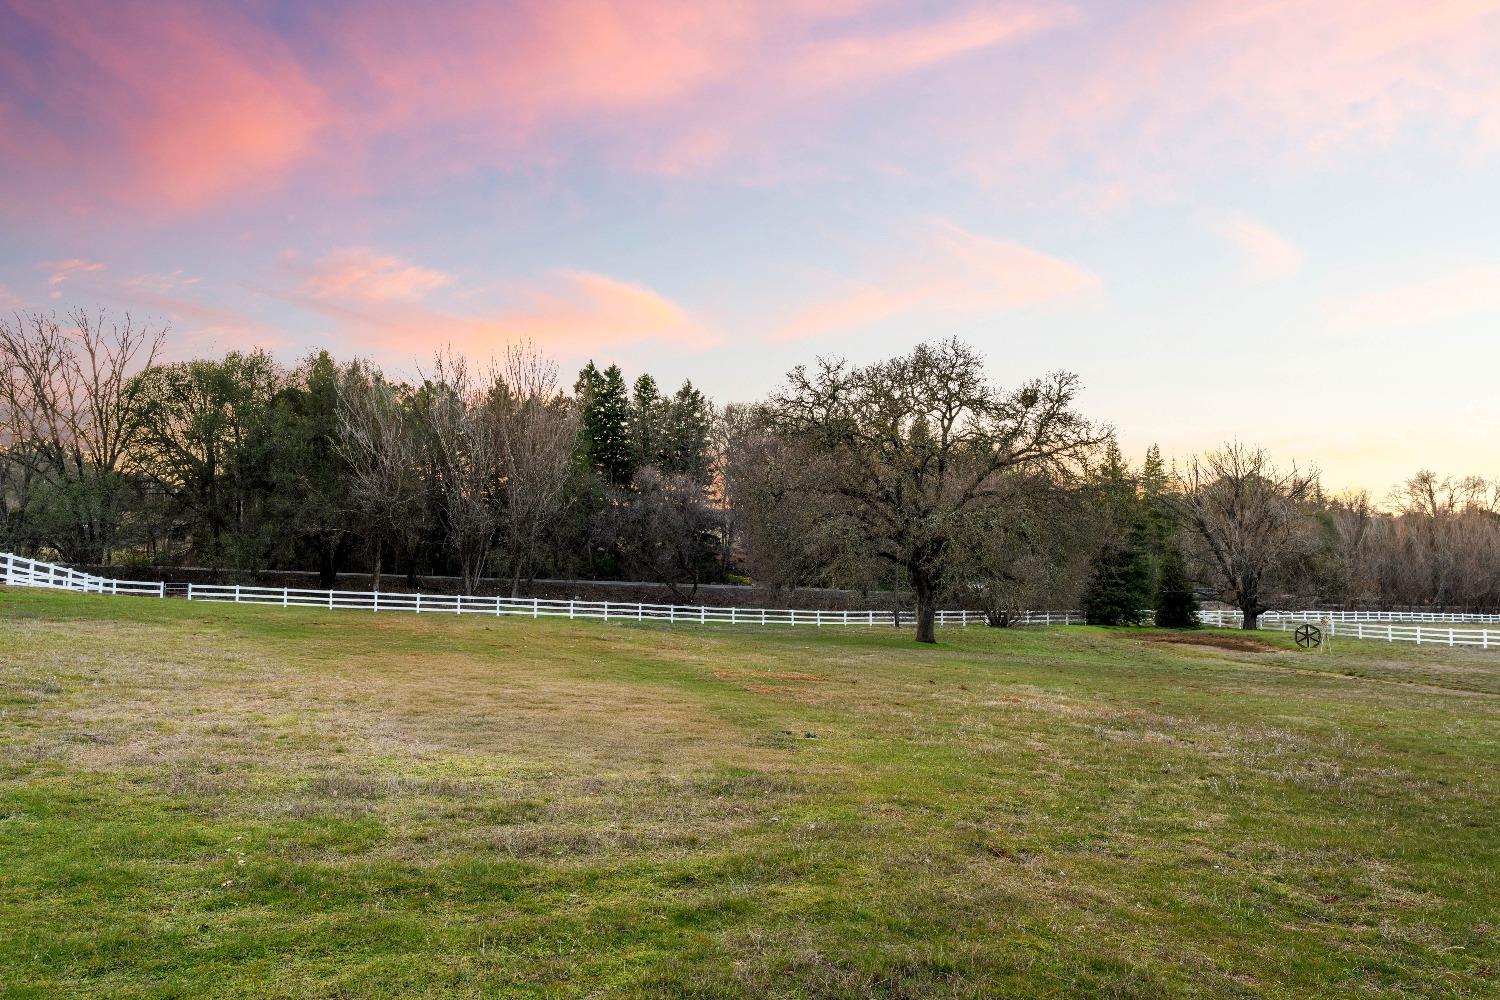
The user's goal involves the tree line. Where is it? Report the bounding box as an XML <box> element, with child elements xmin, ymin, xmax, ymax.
<box><xmin>3</xmin><ymin>310</ymin><xmax>1497</xmax><ymax>639</ymax></box>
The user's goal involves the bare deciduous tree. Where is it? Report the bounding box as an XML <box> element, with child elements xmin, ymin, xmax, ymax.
<box><xmin>1171</xmin><ymin>442</ymin><xmax>1317</xmax><ymax>629</ymax></box>
<box><xmin>768</xmin><ymin>338</ymin><xmax>1106</xmax><ymax>643</ymax></box>
<box><xmin>336</xmin><ymin>363</ymin><xmax>428</xmax><ymax>590</ymax></box>
<box><xmin>493</xmin><ymin>342</ymin><xmax>578</xmax><ymax>597</ymax></box>
<box><xmin>0</xmin><ymin>309</ymin><xmax>164</xmax><ymax>561</ymax></box>
<box><xmin>419</xmin><ymin>351</ymin><xmax>505</xmax><ymax>594</ymax></box>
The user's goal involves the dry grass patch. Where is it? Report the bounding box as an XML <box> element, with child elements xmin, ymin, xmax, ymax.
<box><xmin>1138</xmin><ymin>631</ymin><xmax>1286</xmax><ymax>653</ymax></box>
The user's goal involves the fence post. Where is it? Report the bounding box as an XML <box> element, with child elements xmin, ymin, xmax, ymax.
<box><xmin>533</xmin><ymin>598</ymin><xmax>539</xmax><ymax>619</ymax></box>
<box><xmin>187</xmin><ymin>583</ymin><xmax>195</xmax><ymax>601</ymax></box>
<box><xmin>569</xmin><ymin>600</ymin><xmax>575</xmax><ymax>620</ymax></box>
<box><xmin>283</xmin><ymin>588</ymin><xmax>289</xmax><ymax>608</ymax></box>
<box><xmin>235</xmin><ymin>584</ymin><xmax>241</xmax><ymax>604</ymax></box>
<box><xmin>328</xmin><ymin>590</ymin><xmax>334</xmax><ymax>610</ymax></box>
<box><xmin>1449</xmin><ymin>627</ymin><xmax>1454</xmax><ymax>647</ymax></box>
<box><xmin>761</xmin><ymin>609</ymin><xmax>767</xmax><ymax>625</ymax></box>
<box><xmin>700</xmin><ymin>605</ymin><xmax>705</xmax><ymax>625</ymax></box>
<box><xmin>731</xmin><ymin>607</ymin><xmax>737</xmax><ymax>625</ymax></box>
<box><xmin>1416</xmin><ymin>626</ymin><xmax>1421</xmax><ymax>645</ymax></box>
<box><xmin>415</xmin><ymin>592</ymin><xmax>421</xmax><ymax>614</ymax></box>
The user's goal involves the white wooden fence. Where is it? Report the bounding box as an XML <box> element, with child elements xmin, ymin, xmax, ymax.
<box><xmin>179</xmin><ymin>582</ymin><xmax>1082</xmax><ymax>628</ymax></box>
<box><xmin>1</xmin><ymin>552</ymin><xmax>164</xmax><ymax>597</ymax></box>
<box><xmin>1197</xmin><ymin>608</ymin><xmax>1498</xmax><ymax>648</ymax></box>
<box><xmin>1199</xmin><ymin>609</ymin><xmax>1500</xmax><ymax>626</ymax></box>
<box><xmin>3</xmin><ymin>552</ymin><xmax>1496</xmax><ymax>647</ymax></box>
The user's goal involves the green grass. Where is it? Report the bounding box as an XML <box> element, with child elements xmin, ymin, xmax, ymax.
<box><xmin>1</xmin><ymin>587</ymin><xmax>1497</xmax><ymax>999</ymax></box>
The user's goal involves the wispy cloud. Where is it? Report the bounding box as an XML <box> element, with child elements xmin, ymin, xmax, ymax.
<box><xmin>300</xmin><ymin>248</ymin><xmax>451</xmax><ymax>303</ymax></box>
<box><xmin>122</xmin><ymin>270</ymin><xmax>202</xmax><ymax>293</ymax></box>
<box><xmin>1330</xmin><ymin>265</ymin><xmax>1500</xmax><ymax>334</ymax></box>
<box><xmin>966</xmin><ymin>0</ymin><xmax>1500</xmax><ymax>197</ymax></box>
<box><xmin>39</xmin><ymin>258</ymin><xmax>106</xmax><ymax>298</ymax></box>
<box><xmin>3</xmin><ymin>0</ymin><xmax>325</xmax><ymax>212</ymax></box>
<box><xmin>0</xmin><ymin>1</ymin><xmax>1073</xmax><ymax>212</ymax></box>
<box><xmin>773</xmin><ymin>219</ymin><xmax>1099</xmax><ymax>341</ymax></box>
<box><xmin>286</xmin><ymin>261</ymin><xmax>705</xmax><ymax>361</ymax></box>
<box><xmin>1216</xmin><ymin>214</ymin><xmax>1304</xmax><ymax>280</ymax></box>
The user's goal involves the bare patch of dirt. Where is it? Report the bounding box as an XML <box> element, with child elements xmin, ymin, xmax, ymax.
<box><xmin>1139</xmin><ymin>632</ymin><xmax>1284</xmax><ymax>653</ymax></box>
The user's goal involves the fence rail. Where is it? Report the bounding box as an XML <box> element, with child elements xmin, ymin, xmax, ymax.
<box><xmin>1196</xmin><ymin>608</ymin><xmax>1498</xmax><ymax>648</ymax></box>
<box><xmin>1</xmin><ymin>552</ymin><xmax>164</xmax><ymax>597</ymax></box>
<box><xmin>1199</xmin><ymin>609</ymin><xmax>1500</xmax><ymax>625</ymax></box>
<box><xmin>179</xmin><ymin>582</ymin><xmax>1082</xmax><ymax>628</ymax></box>
<box><xmin>3</xmin><ymin>552</ymin><xmax>1497</xmax><ymax>648</ymax></box>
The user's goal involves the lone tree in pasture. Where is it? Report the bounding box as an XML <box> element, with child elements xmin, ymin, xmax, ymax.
<box><xmin>1153</xmin><ymin>543</ymin><xmax>1200</xmax><ymax>628</ymax></box>
<box><xmin>767</xmin><ymin>338</ymin><xmax>1107</xmax><ymax>644</ymax></box>
<box><xmin>0</xmin><ymin>309</ymin><xmax>164</xmax><ymax>562</ymax></box>
<box><xmin>1170</xmin><ymin>442</ymin><xmax>1317</xmax><ymax>629</ymax></box>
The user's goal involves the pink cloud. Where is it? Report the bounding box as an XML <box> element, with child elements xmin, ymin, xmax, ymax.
<box><xmin>784</xmin><ymin>6</ymin><xmax>1073</xmax><ymax>92</ymax></box>
<box><xmin>0</xmin><ymin>1</ymin><xmax>1071</xmax><ymax>212</ymax></box>
<box><xmin>1330</xmin><ymin>265</ymin><xmax>1500</xmax><ymax>334</ymax></box>
<box><xmin>1216</xmin><ymin>215</ymin><xmax>1304</xmax><ymax>280</ymax></box>
<box><xmin>773</xmin><ymin>219</ymin><xmax>1099</xmax><ymax>341</ymax></box>
<box><xmin>122</xmin><ymin>271</ymin><xmax>202</xmax><ymax>294</ymax></box>
<box><xmin>101</xmin><ymin>286</ymin><xmax>291</xmax><ymax>358</ymax></box>
<box><xmin>38</xmin><ymin>258</ymin><xmax>106</xmax><ymax>298</ymax></box>
<box><xmin>965</xmin><ymin>0</ymin><xmax>1500</xmax><ymax>194</ymax></box>
<box><xmin>288</xmin><ymin>265</ymin><xmax>706</xmax><ymax>362</ymax></box>
<box><xmin>301</xmin><ymin>248</ymin><xmax>452</xmax><ymax>303</ymax></box>
<box><xmin>3</xmin><ymin>0</ymin><xmax>325</xmax><ymax>212</ymax></box>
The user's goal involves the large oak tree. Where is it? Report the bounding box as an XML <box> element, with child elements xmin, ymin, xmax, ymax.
<box><xmin>767</xmin><ymin>338</ymin><xmax>1106</xmax><ymax>643</ymax></box>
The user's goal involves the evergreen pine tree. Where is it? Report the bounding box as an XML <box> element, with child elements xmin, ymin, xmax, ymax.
<box><xmin>1138</xmin><ymin>443</ymin><xmax>1176</xmax><ymax>589</ymax></box>
<box><xmin>1153</xmin><ymin>543</ymin><xmax>1200</xmax><ymax>628</ymax></box>
<box><xmin>661</xmin><ymin>380</ymin><xmax>712</xmax><ymax>480</ymax></box>
<box><xmin>574</xmin><ymin>364</ymin><xmax>633</xmax><ymax>486</ymax></box>
<box><xmin>1081</xmin><ymin>517</ymin><xmax>1152</xmax><ymax>625</ymax></box>
<box><xmin>628</xmin><ymin>374</ymin><xmax>664</xmax><ymax>469</ymax></box>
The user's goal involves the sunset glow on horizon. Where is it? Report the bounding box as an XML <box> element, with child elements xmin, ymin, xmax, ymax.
<box><xmin>2</xmin><ymin>0</ymin><xmax>1498</xmax><ymax>493</ymax></box>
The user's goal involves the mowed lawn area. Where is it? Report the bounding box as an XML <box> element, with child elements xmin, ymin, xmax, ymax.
<box><xmin>1</xmin><ymin>589</ymin><xmax>1497</xmax><ymax>999</ymax></box>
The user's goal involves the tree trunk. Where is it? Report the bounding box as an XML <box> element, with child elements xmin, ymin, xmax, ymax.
<box><xmin>914</xmin><ymin>577</ymin><xmax>937</xmax><ymax>644</ymax></box>
<box><xmin>317</xmin><ymin>544</ymin><xmax>337</xmax><ymax>589</ymax></box>
<box><xmin>371</xmin><ymin>539</ymin><xmax>383</xmax><ymax>593</ymax></box>
<box><xmin>1240</xmin><ymin>602</ymin><xmax>1260</xmax><ymax>630</ymax></box>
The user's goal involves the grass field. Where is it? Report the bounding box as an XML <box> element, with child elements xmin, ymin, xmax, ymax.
<box><xmin>1</xmin><ymin>588</ymin><xmax>1497</xmax><ymax>999</ymax></box>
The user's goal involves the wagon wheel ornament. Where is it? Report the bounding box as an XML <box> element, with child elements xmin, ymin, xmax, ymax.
<box><xmin>1294</xmin><ymin>624</ymin><xmax>1323</xmax><ymax>649</ymax></box>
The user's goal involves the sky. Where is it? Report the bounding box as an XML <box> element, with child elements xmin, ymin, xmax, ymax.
<box><xmin>1</xmin><ymin>0</ymin><xmax>1498</xmax><ymax>494</ymax></box>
